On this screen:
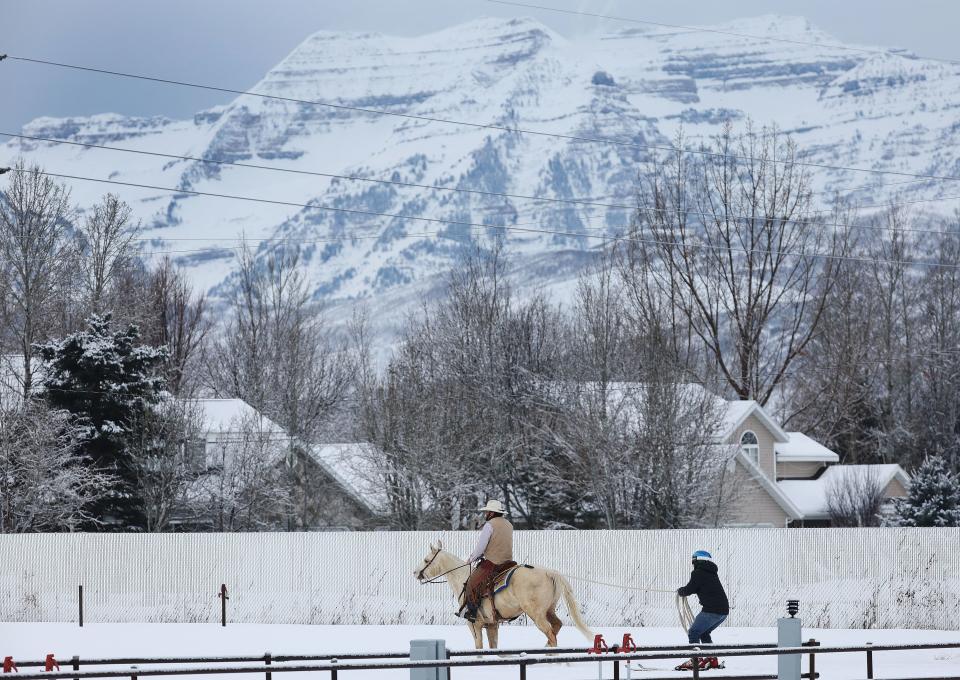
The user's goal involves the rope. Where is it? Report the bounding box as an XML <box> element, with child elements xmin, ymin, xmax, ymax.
<box><xmin>676</xmin><ymin>594</ymin><xmax>696</xmax><ymax>631</ymax></box>
<box><xmin>555</xmin><ymin>573</ymin><xmax>697</xmax><ymax>630</ymax></box>
<box><xmin>560</xmin><ymin>574</ymin><xmax>676</xmax><ymax>593</ymax></box>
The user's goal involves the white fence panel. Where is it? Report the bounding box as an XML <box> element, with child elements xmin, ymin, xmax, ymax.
<box><xmin>1</xmin><ymin>529</ymin><xmax>958</xmax><ymax>628</ymax></box>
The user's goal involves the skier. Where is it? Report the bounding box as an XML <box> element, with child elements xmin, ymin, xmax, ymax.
<box><xmin>675</xmin><ymin>550</ymin><xmax>729</xmax><ymax>671</ymax></box>
<box><xmin>457</xmin><ymin>499</ymin><xmax>514</xmax><ymax>622</ymax></box>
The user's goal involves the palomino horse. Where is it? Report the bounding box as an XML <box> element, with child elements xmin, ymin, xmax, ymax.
<box><xmin>414</xmin><ymin>541</ymin><xmax>594</xmax><ymax>649</ymax></box>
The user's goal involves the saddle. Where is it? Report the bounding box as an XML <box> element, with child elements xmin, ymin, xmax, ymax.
<box><xmin>480</xmin><ymin>560</ymin><xmax>518</xmax><ymax>598</ymax></box>
<box><xmin>465</xmin><ymin>560</ymin><xmax>525</xmax><ymax>622</ymax></box>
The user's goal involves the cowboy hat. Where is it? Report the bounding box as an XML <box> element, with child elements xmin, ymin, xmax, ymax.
<box><xmin>479</xmin><ymin>499</ymin><xmax>506</xmax><ymax>514</ymax></box>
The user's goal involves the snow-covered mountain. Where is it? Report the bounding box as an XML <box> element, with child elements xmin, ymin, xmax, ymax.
<box><xmin>5</xmin><ymin>15</ymin><xmax>960</xmax><ymax>346</ymax></box>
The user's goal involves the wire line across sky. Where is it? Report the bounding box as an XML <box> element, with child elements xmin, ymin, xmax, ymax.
<box><xmin>5</xmin><ymin>54</ymin><xmax>960</xmax><ymax>184</ymax></box>
<box><xmin>7</xmin><ymin>166</ymin><xmax>960</xmax><ymax>270</ymax></box>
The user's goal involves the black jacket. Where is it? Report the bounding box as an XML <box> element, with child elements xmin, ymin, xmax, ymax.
<box><xmin>677</xmin><ymin>560</ymin><xmax>729</xmax><ymax>615</ymax></box>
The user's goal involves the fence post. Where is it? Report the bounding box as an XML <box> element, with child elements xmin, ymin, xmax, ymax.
<box><xmin>692</xmin><ymin>648</ymin><xmax>701</xmax><ymax>680</ymax></box>
<box><xmin>410</xmin><ymin>640</ymin><xmax>447</xmax><ymax>680</ymax></box>
<box><xmin>264</xmin><ymin>652</ymin><xmax>271</xmax><ymax>680</ymax></box>
<box><xmin>866</xmin><ymin>642</ymin><xmax>874</xmax><ymax>680</ymax></box>
<box><xmin>519</xmin><ymin>652</ymin><xmax>527</xmax><ymax>680</ymax></box>
<box><xmin>330</xmin><ymin>658</ymin><xmax>337</xmax><ymax>680</ymax></box>
<box><xmin>130</xmin><ymin>666</ymin><xmax>137</xmax><ymax>680</ymax></box>
<box><xmin>804</xmin><ymin>639</ymin><xmax>819</xmax><ymax>680</ymax></box>
<box><xmin>71</xmin><ymin>655</ymin><xmax>80</xmax><ymax>680</ymax></box>
<box><xmin>218</xmin><ymin>584</ymin><xmax>228</xmax><ymax>627</ymax></box>
<box><xmin>78</xmin><ymin>585</ymin><xmax>83</xmax><ymax>627</ymax></box>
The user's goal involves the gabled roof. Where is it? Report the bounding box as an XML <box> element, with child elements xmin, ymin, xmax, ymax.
<box><xmin>777</xmin><ymin>464</ymin><xmax>910</xmax><ymax>520</ymax></box>
<box><xmin>308</xmin><ymin>443</ymin><xmax>385</xmax><ymax>515</ymax></box>
<box><xmin>775</xmin><ymin>432</ymin><xmax>840</xmax><ymax>463</ymax></box>
<box><xmin>719</xmin><ymin>399</ymin><xmax>790</xmax><ymax>443</ymax></box>
<box><xmin>187</xmin><ymin>398</ymin><xmax>286</xmax><ymax>436</ymax></box>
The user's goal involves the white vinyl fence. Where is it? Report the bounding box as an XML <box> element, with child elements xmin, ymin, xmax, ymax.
<box><xmin>1</xmin><ymin>529</ymin><xmax>958</xmax><ymax>629</ymax></box>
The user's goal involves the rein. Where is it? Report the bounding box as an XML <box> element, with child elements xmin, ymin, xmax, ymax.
<box><xmin>419</xmin><ymin>560</ymin><xmax>471</xmax><ymax>584</ymax></box>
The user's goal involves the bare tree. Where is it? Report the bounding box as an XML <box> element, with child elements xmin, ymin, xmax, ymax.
<box><xmin>548</xmin><ymin>250</ymin><xmax>635</xmax><ymax>528</ymax></box>
<box><xmin>915</xmin><ymin>220</ymin><xmax>960</xmax><ymax>468</ymax></box>
<box><xmin>0</xmin><ymin>401</ymin><xmax>109</xmax><ymax>532</ymax></box>
<box><xmin>826</xmin><ymin>467</ymin><xmax>886</xmax><ymax>527</ymax></box>
<box><xmin>549</xmin><ymin>252</ymin><xmax>736</xmax><ymax>528</ymax></box>
<box><xmin>193</xmin><ymin>413</ymin><xmax>293</xmax><ymax>531</ymax></box>
<box><xmin>204</xmin><ymin>245</ymin><xmax>353</xmax><ymax>443</ymax></box>
<box><xmin>0</xmin><ymin>160</ymin><xmax>73</xmax><ymax>398</ymax></box>
<box><xmin>75</xmin><ymin>194</ymin><xmax>139</xmax><ymax>313</ymax></box>
<box><xmin>141</xmin><ymin>258</ymin><xmax>208</xmax><ymax>394</ymax></box>
<box><xmin>128</xmin><ymin>399</ymin><xmax>206</xmax><ymax>532</ymax></box>
<box><xmin>354</xmin><ymin>243</ymin><xmax>569</xmax><ymax>529</ymax></box>
<box><xmin>627</xmin><ymin>124</ymin><xmax>852</xmax><ymax>404</ymax></box>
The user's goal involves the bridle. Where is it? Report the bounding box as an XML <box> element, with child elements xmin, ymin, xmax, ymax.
<box><xmin>417</xmin><ymin>548</ymin><xmax>471</xmax><ymax>585</ymax></box>
<box><xmin>416</xmin><ymin>547</ymin><xmax>442</xmax><ymax>582</ymax></box>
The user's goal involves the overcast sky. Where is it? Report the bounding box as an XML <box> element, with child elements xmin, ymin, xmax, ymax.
<box><xmin>2</xmin><ymin>0</ymin><xmax>957</xmax><ymax>132</ymax></box>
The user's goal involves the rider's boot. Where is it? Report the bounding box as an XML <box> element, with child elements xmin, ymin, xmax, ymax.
<box><xmin>456</xmin><ymin>602</ymin><xmax>478</xmax><ymax>622</ymax></box>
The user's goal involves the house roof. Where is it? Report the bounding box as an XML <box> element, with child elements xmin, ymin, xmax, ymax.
<box><xmin>719</xmin><ymin>399</ymin><xmax>790</xmax><ymax>443</ymax></box>
<box><xmin>308</xmin><ymin>443</ymin><xmax>386</xmax><ymax>515</ymax></box>
<box><xmin>775</xmin><ymin>432</ymin><xmax>840</xmax><ymax>463</ymax></box>
<box><xmin>188</xmin><ymin>398</ymin><xmax>286</xmax><ymax>435</ymax></box>
<box><xmin>777</xmin><ymin>464</ymin><xmax>910</xmax><ymax>520</ymax></box>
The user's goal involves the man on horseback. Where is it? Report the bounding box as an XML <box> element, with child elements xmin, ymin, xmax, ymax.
<box><xmin>458</xmin><ymin>499</ymin><xmax>514</xmax><ymax>622</ymax></box>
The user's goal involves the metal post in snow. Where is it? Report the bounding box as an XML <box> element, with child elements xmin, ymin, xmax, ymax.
<box><xmin>867</xmin><ymin>642</ymin><xmax>874</xmax><ymax>680</ymax></box>
<box><xmin>78</xmin><ymin>586</ymin><xmax>83</xmax><ymax>627</ymax></box>
<box><xmin>218</xmin><ymin>584</ymin><xmax>228</xmax><ymax>627</ymax></box>
<box><xmin>71</xmin><ymin>656</ymin><xmax>79</xmax><ymax>680</ymax></box>
<box><xmin>330</xmin><ymin>658</ymin><xmax>337</xmax><ymax>680</ymax></box>
<box><xmin>692</xmin><ymin>647</ymin><xmax>701</xmax><ymax>680</ymax></box>
<box><xmin>264</xmin><ymin>652</ymin><xmax>271</xmax><ymax>680</ymax></box>
<box><xmin>806</xmin><ymin>639</ymin><xmax>819</xmax><ymax>680</ymax></box>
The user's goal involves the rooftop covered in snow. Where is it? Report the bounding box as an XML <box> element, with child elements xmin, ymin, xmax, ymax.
<box><xmin>778</xmin><ymin>464</ymin><xmax>910</xmax><ymax>520</ymax></box>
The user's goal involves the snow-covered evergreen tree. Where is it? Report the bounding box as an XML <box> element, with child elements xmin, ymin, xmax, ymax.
<box><xmin>36</xmin><ymin>314</ymin><xmax>168</xmax><ymax>529</ymax></box>
<box><xmin>892</xmin><ymin>456</ymin><xmax>960</xmax><ymax>527</ymax></box>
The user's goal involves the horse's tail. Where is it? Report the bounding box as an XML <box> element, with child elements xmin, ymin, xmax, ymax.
<box><xmin>549</xmin><ymin>570</ymin><xmax>594</xmax><ymax>641</ymax></box>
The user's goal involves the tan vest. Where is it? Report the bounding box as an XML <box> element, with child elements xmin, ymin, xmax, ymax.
<box><xmin>483</xmin><ymin>516</ymin><xmax>513</xmax><ymax>564</ymax></box>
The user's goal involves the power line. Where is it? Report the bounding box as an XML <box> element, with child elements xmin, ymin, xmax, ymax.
<box><xmin>9</xmin><ymin>132</ymin><xmax>960</xmax><ymax>236</ymax></box>
<box><xmin>13</xmin><ymin>166</ymin><xmax>960</xmax><ymax>270</ymax></box>
<box><xmin>486</xmin><ymin>0</ymin><xmax>960</xmax><ymax>67</ymax></box>
<box><xmin>1</xmin><ymin>131</ymin><xmax>630</xmax><ymax>214</ymax></box>
<box><xmin>8</xmin><ymin>131</ymin><xmax>960</xmax><ymax>244</ymax></box>
<box><xmin>6</xmin><ymin>54</ymin><xmax>960</xmax><ymax>184</ymax></box>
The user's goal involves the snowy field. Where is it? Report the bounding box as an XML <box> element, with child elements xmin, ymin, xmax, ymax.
<box><xmin>5</xmin><ymin>623</ymin><xmax>960</xmax><ymax>680</ymax></box>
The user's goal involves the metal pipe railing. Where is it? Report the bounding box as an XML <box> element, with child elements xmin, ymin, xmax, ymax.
<box><xmin>10</xmin><ymin>641</ymin><xmax>781</xmax><ymax>667</ymax></box>
<box><xmin>5</xmin><ymin>641</ymin><xmax>960</xmax><ymax>680</ymax></box>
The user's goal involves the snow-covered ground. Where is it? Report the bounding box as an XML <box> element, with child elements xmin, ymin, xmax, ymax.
<box><xmin>4</xmin><ymin>623</ymin><xmax>960</xmax><ymax>679</ymax></box>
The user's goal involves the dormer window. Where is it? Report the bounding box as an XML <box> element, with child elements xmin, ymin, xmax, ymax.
<box><xmin>741</xmin><ymin>431</ymin><xmax>759</xmax><ymax>466</ymax></box>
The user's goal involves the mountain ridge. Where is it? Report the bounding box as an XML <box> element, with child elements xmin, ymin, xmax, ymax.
<box><xmin>5</xmin><ymin>14</ymin><xmax>960</xmax><ymax>348</ymax></box>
